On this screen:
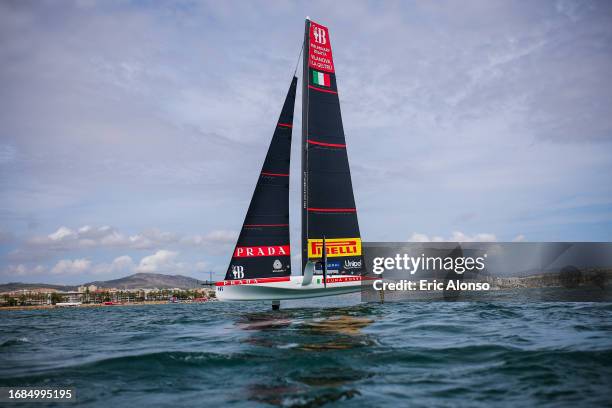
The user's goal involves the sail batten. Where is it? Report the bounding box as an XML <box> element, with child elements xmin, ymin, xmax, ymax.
<box><xmin>301</xmin><ymin>19</ymin><xmax>364</xmax><ymax>275</ymax></box>
<box><xmin>224</xmin><ymin>77</ymin><xmax>297</xmax><ymax>281</ymax></box>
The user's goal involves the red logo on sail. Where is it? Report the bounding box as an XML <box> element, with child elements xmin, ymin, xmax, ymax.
<box><xmin>234</xmin><ymin>245</ymin><xmax>290</xmax><ymax>258</ymax></box>
<box><xmin>308</xmin><ymin>238</ymin><xmax>362</xmax><ymax>258</ymax></box>
<box><xmin>309</xmin><ymin>21</ymin><xmax>334</xmax><ymax>73</ymax></box>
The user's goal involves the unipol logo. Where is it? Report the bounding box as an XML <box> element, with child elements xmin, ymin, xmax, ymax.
<box><xmin>313</xmin><ymin>26</ymin><xmax>327</xmax><ymax>45</ymax></box>
<box><xmin>231</xmin><ymin>265</ymin><xmax>244</xmax><ymax>279</ymax></box>
<box><xmin>344</xmin><ymin>259</ymin><xmax>362</xmax><ymax>269</ymax></box>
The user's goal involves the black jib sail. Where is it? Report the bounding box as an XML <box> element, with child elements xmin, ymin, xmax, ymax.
<box><xmin>301</xmin><ymin>19</ymin><xmax>364</xmax><ymax>276</ymax></box>
<box><xmin>225</xmin><ymin>77</ymin><xmax>297</xmax><ymax>281</ymax></box>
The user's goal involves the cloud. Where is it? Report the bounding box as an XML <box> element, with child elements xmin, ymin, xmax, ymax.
<box><xmin>111</xmin><ymin>255</ymin><xmax>135</xmax><ymax>269</ymax></box>
<box><xmin>180</xmin><ymin>230</ymin><xmax>238</xmax><ymax>254</ymax></box>
<box><xmin>136</xmin><ymin>250</ymin><xmax>179</xmax><ymax>273</ymax></box>
<box><xmin>50</xmin><ymin>258</ymin><xmax>91</xmax><ymax>275</ymax></box>
<box><xmin>409</xmin><ymin>233</ymin><xmax>444</xmax><ymax>243</ymax></box>
<box><xmin>450</xmin><ymin>231</ymin><xmax>497</xmax><ymax>242</ymax></box>
<box><xmin>22</xmin><ymin>225</ymin><xmax>235</xmax><ymax>254</ymax></box>
<box><xmin>48</xmin><ymin>250</ymin><xmax>198</xmax><ymax>276</ymax></box>
<box><xmin>48</xmin><ymin>226</ymin><xmax>75</xmax><ymax>241</ymax></box>
<box><xmin>410</xmin><ymin>231</ymin><xmax>498</xmax><ymax>242</ymax></box>
<box><xmin>134</xmin><ymin>250</ymin><xmax>209</xmax><ymax>275</ymax></box>
<box><xmin>91</xmin><ymin>255</ymin><xmax>136</xmax><ymax>275</ymax></box>
<box><xmin>28</xmin><ymin>225</ymin><xmax>175</xmax><ymax>250</ymax></box>
<box><xmin>2</xmin><ymin>264</ymin><xmax>46</xmax><ymax>277</ymax></box>
<box><xmin>410</xmin><ymin>232</ymin><xmax>529</xmax><ymax>242</ymax></box>
<box><xmin>2</xmin><ymin>251</ymin><xmax>208</xmax><ymax>282</ymax></box>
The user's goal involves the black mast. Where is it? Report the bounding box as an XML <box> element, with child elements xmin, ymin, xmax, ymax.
<box><xmin>301</xmin><ymin>18</ymin><xmax>310</xmax><ymax>275</ymax></box>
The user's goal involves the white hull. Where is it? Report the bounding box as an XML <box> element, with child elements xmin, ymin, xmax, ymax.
<box><xmin>216</xmin><ymin>275</ymin><xmax>365</xmax><ymax>301</ymax></box>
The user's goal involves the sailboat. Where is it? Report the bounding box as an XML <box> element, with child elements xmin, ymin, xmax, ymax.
<box><xmin>216</xmin><ymin>19</ymin><xmax>366</xmax><ymax>304</ymax></box>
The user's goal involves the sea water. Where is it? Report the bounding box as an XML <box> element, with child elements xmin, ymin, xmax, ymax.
<box><xmin>1</xmin><ymin>293</ymin><xmax>611</xmax><ymax>407</ymax></box>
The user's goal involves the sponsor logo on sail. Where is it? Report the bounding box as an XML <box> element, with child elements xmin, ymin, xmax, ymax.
<box><xmin>312</xmin><ymin>25</ymin><xmax>327</xmax><ymax>45</ymax></box>
<box><xmin>231</xmin><ymin>265</ymin><xmax>244</xmax><ymax>279</ymax></box>
<box><xmin>234</xmin><ymin>245</ymin><xmax>290</xmax><ymax>258</ymax></box>
<box><xmin>272</xmin><ymin>258</ymin><xmax>288</xmax><ymax>273</ymax></box>
<box><xmin>344</xmin><ymin>259</ymin><xmax>362</xmax><ymax>269</ymax></box>
<box><xmin>315</xmin><ymin>260</ymin><xmax>341</xmax><ymax>270</ymax></box>
<box><xmin>308</xmin><ymin>21</ymin><xmax>334</xmax><ymax>73</ymax></box>
<box><xmin>307</xmin><ymin>238</ymin><xmax>362</xmax><ymax>258</ymax></box>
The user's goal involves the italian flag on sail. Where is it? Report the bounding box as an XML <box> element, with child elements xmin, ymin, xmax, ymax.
<box><xmin>312</xmin><ymin>70</ymin><xmax>330</xmax><ymax>87</ymax></box>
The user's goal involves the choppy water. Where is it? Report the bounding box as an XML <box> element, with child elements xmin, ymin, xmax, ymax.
<box><xmin>1</xmin><ymin>294</ymin><xmax>611</xmax><ymax>407</ymax></box>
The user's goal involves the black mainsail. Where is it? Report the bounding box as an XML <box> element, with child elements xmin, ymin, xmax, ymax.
<box><xmin>225</xmin><ymin>77</ymin><xmax>297</xmax><ymax>281</ymax></box>
<box><xmin>301</xmin><ymin>19</ymin><xmax>364</xmax><ymax>276</ymax></box>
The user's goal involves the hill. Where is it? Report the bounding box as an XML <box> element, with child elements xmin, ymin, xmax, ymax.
<box><xmin>84</xmin><ymin>273</ymin><xmax>202</xmax><ymax>289</ymax></box>
<box><xmin>0</xmin><ymin>282</ymin><xmax>77</xmax><ymax>292</ymax></box>
<box><xmin>0</xmin><ymin>273</ymin><xmax>202</xmax><ymax>292</ymax></box>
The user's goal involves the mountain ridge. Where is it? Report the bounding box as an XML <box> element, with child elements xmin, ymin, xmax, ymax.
<box><xmin>0</xmin><ymin>272</ymin><xmax>202</xmax><ymax>292</ymax></box>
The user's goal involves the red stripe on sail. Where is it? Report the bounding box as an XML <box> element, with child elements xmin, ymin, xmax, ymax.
<box><xmin>277</xmin><ymin>123</ymin><xmax>293</xmax><ymax>128</ymax></box>
<box><xmin>243</xmin><ymin>224</ymin><xmax>289</xmax><ymax>227</ymax></box>
<box><xmin>307</xmin><ymin>139</ymin><xmax>346</xmax><ymax>148</ymax></box>
<box><xmin>307</xmin><ymin>207</ymin><xmax>356</xmax><ymax>213</ymax></box>
<box><xmin>308</xmin><ymin>85</ymin><xmax>338</xmax><ymax>94</ymax></box>
<box><xmin>261</xmin><ymin>172</ymin><xmax>289</xmax><ymax>177</ymax></box>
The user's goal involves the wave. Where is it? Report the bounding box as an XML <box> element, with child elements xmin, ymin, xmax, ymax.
<box><xmin>370</xmin><ymin>345</ymin><xmax>612</xmax><ymax>367</ymax></box>
<box><xmin>82</xmin><ymin>350</ymin><xmax>269</xmax><ymax>372</ymax></box>
<box><xmin>0</xmin><ymin>337</ymin><xmax>30</xmax><ymax>347</ymax></box>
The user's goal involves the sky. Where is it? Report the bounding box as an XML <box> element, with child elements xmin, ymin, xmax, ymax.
<box><xmin>1</xmin><ymin>0</ymin><xmax>611</xmax><ymax>284</ymax></box>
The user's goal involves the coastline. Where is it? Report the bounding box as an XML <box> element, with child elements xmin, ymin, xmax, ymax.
<box><xmin>0</xmin><ymin>300</ymin><xmax>214</xmax><ymax>312</ymax></box>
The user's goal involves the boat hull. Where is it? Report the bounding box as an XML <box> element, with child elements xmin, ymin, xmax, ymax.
<box><xmin>216</xmin><ymin>275</ymin><xmax>364</xmax><ymax>301</ymax></box>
